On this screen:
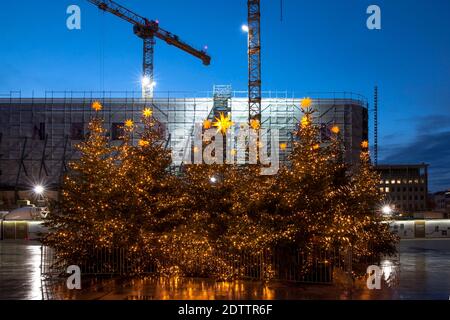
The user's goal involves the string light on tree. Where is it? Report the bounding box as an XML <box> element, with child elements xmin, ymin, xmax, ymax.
<box><xmin>250</xmin><ymin>119</ymin><xmax>261</xmax><ymax>130</ymax></box>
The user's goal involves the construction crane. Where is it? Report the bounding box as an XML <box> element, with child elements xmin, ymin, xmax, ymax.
<box><xmin>87</xmin><ymin>0</ymin><xmax>211</xmax><ymax>98</ymax></box>
<box><xmin>247</xmin><ymin>0</ymin><xmax>262</xmax><ymax>123</ymax></box>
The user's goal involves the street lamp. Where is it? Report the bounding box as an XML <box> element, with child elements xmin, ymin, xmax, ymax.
<box><xmin>382</xmin><ymin>205</ymin><xmax>393</xmax><ymax>216</ymax></box>
<box><xmin>33</xmin><ymin>185</ymin><xmax>45</xmax><ymax>196</ymax></box>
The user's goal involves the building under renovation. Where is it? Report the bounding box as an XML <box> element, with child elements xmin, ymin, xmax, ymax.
<box><xmin>0</xmin><ymin>89</ymin><xmax>368</xmax><ymax>201</ymax></box>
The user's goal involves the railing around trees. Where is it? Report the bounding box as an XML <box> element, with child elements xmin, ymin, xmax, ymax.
<box><xmin>41</xmin><ymin>245</ymin><xmax>381</xmax><ymax>285</ymax></box>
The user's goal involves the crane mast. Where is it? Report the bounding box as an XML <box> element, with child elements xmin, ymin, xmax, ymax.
<box><xmin>248</xmin><ymin>0</ymin><xmax>262</xmax><ymax>123</ymax></box>
<box><xmin>87</xmin><ymin>0</ymin><xmax>211</xmax><ymax>98</ymax></box>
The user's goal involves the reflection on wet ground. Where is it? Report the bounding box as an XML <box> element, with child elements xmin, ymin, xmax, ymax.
<box><xmin>0</xmin><ymin>241</ymin><xmax>42</xmax><ymax>300</ymax></box>
<box><xmin>1</xmin><ymin>239</ymin><xmax>450</xmax><ymax>300</ymax></box>
<box><xmin>395</xmin><ymin>239</ymin><xmax>450</xmax><ymax>300</ymax></box>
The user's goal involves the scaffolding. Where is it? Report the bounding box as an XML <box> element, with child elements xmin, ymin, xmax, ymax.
<box><xmin>0</xmin><ymin>90</ymin><xmax>368</xmax><ymax>195</ymax></box>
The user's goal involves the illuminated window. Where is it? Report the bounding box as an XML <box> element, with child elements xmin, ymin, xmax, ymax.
<box><xmin>391</xmin><ymin>180</ymin><xmax>396</xmax><ymax>184</ymax></box>
<box><xmin>385</xmin><ymin>187</ymin><xmax>390</xmax><ymax>193</ymax></box>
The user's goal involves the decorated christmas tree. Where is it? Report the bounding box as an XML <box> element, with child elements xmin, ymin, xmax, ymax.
<box><xmin>43</xmin><ymin>101</ymin><xmax>120</xmax><ymax>267</ymax></box>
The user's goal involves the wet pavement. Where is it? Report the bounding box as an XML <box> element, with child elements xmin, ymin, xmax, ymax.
<box><xmin>1</xmin><ymin>239</ymin><xmax>450</xmax><ymax>300</ymax></box>
<box><xmin>0</xmin><ymin>241</ymin><xmax>42</xmax><ymax>300</ymax></box>
<box><xmin>394</xmin><ymin>239</ymin><xmax>450</xmax><ymax>300</ymax></box>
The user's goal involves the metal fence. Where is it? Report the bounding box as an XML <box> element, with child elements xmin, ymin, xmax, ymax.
<box><xmin>41</xmin><ymin>245</ymin><xmax>370</xmax><ymax>285</ymax></box>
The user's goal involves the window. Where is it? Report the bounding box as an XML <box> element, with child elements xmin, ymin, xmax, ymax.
<box><xmin>391</xmin><ymin>180</ymin><xmax>396</xmax><ymax>184</ymax></box>
<box><xmin>112</xmin><ymin>123</ymin><xmax>124</xmax><ymax>141</ymax></box>
<box><xmin>71</xmin><ymin>123</ymin><xmax>85</xmax><ymax>140</ymax></box>
<box><xmin>385</xmin><ymin>187</ymin><xmax>390</xmax><ymax>193</ymax></box>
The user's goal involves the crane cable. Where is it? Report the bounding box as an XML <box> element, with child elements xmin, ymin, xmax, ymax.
<box><xmin>280</xmin><ymin>0</ymin><xmax>283</xmax><ymax>22</ymax></box>
<box><xmin>100</xmin><ymin>10</ymin><xmax>105</xmax><ymax>94</ymax></box>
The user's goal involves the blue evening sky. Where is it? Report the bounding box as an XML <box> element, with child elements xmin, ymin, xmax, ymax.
<box><xmin>1</xmin><ymin>0</ymin><xmax>449</xmax><ymax>191</ymax></box>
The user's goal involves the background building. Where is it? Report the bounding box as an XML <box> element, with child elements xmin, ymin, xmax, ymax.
<box><xmin>376</xmin><ymin>164</ymin><xmax>429</xmax><ymax>214</ymax></box>
<box><xmin>0</xmin><ymin>90</ymin><xmax>368</xmax><ymax>203</ymax></box>
<box><xmin>433</xmin><ymin>191</ymin><xmax>450</xmax><ymax>218</ymax></box>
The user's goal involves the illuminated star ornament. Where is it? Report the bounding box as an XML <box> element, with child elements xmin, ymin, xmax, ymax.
<box><xmin>301</xmin><ymin>97</ymin><xmax>313</xmax><ymax>109</ymax></box>
<box><xmin>280</xmin><ymin>143</ymin><xmax>287</xmax><ymax>151</ymax></box>
<box><xmin>331</xmin><ymin>126</ymin><xmax>340</xmax><ymax>134</ymax></box>
<box><xmin>203</xmin><ymin>119</ymin><xmax>212</xmax><ymax>130</ymax></box>
<box><xmin>361</xmin><ymin>140</ymin><xmax>369</xmax><ymax>150</ymax></box>
<box><xmin>143</xmin><ymin>108</ymin><xmax>153</xmax><ymax>118</ymax></box>
<box><xmin>125</xmin><ymin>119</ymin><xmax>134</xmax><ymax>128</ymax></box>
<box><xmin>92</xmin><ymin>101</ymin><xmax>103</xmax><ymax>112</ymax></box>
<box><xmin>213</xmin><ymin>113</ymin><xmax>234</xmax><ymax>134</ymax></box>
<box><xmin>250</xmin><ymin>119</ymin><xmax>261</xmax><ymax>130</ymax></box>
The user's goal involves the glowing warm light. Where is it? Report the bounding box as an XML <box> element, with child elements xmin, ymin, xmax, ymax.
<box><xmin>210</xmin><ymin>176</ymin><xmax>217</xmax><ymax>183</ymax></box>
<box><xmin>203</xmin><ymin>119</ymin><xmax>212</xmax><ymax>130</ymax></box>
<box><xmin>125</xmin><ymin>119</ymin><xmax>134</xmax><ymax>128</ymax></box>
<box><xmin>280</xmin><ymin>143</ymin><xmax>287</xmax><ymax>151</ymax></box>
<box><xmin>230</xmin><ymin>149</ymin><xmax>237</xmax><ymax>156</ymax></box>
<box><xmin>301</xmin><ymin>97</ymin><xmax>313</xmax><ymax>109</ymax></box>
<box><xmin>241</xmin><ymin>24</ymin><xmax>249</xmax><ymax>32</ymax></box>
<box><xmin>250</xmin><ymin>119</ymin><xmax>261</xmax><ymax>130</ymax></box>
<box><xmin>361</xmin><ymin>140</ymin><xmax>369</xmax><ymax>149</ymax></box>
<box><xmin>331</xmin><ymin>126</ymin><xmax>340</xmax><ymax>134</ymax></box>
<box><xmin>213</xmin><ymin>113</ymin><xmax>234</xmax><ymax>134</ymax></box>
<box><xmin>92</xmin><ymin>101</ymin><xmax>103</xmax><ymax>112</ymax></box>
<box><xmin>33</xmin><ymin>185</ymin><xmax>45</xmax><ymax>195</ymax></box>
<box><xmin>313</xmin><ymin>144</ymin><xmax>320</xmax><ymax>151</ymax></box>
<box><xmin>301</xmin><ymin>116</ymin><xmax>310</xmax><ymax>128</ymax></box>
<box><xmin>139</xmin><ymin>139</ymin><xmax>150</xmax><ymax>147</ymax></box>
<box><xmin>143</xmin><ymin>108</ymin><xmax>153</xmax><ymax>118</ymax></box>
